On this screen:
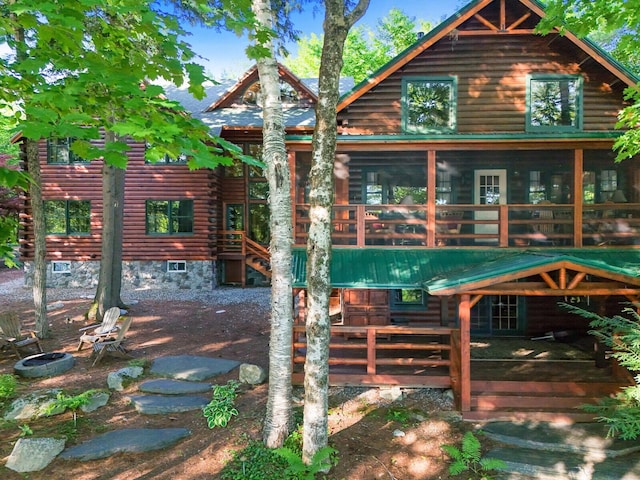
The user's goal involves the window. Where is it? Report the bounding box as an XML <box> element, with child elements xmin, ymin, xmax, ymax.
<box><xmin>52</xmin><ymin>261</ymin><xmax>71</xmax><ymax>274</ymax></box>
<box><xmin>167</xmin><ymin>260</ymin><xmax>187</xmax><ymax>273</ymax></box>
<box><xmin>146</xmin><ymin>200</ymin><xmax>194</xmax><ymax>235</ymax></box>
<box><xmin>436</xmin><ymin>170</ymin><xmax>452</xmax><ymax>205</ymax></box>
<box><xmin>599</xmin><ymin>169</ymin><xmax>617</xmax><ymax>202</ymax></box>
<box><xmin>145</xmin><ymin>143</ymin><xmax>187</xmax><ymax>164</ymax></box>
<box><xmin>471</xmin><ymin>295</ymin><xmax>522</xmax><ymax>335</ymax></box>
<box><xmin>47</xmin><ymin>137</ymin><xmax>85</xmax><ymax>164</ymax></box>
<box><xmin>44</xmin><ymin>200</ymin><xmax>91</xmax><ymax>235</ymax></box>
<box><xmin>529</xmin><ymin>171</ymin><xmax>546</xmax><ymax>204</ymax></box>
<box><xmin>363</xmin><ymin>166</ymin><xmax>427</xmax><ymax>205</ymax></box>
<box><xmin>393</xmin><ymin>289</ymin><xmax>424</xmax><ymax>305</ymax></box>
<box><xmin>527</xmin><ymin>75</ymin><xmax>582</xmax><ymax>131</ymax></box>
<box><xmin>402</xmin><ymin>77</ymin><xmax>456</xmax><ymax>133</ymax></box>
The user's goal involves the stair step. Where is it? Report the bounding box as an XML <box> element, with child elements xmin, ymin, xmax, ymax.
<box><xmin>472</xmin><ymin>394</ymin><xmax>599</xmax><ymax>410</ymax></box>
<box><xmin>488</xmin><ymin>446</ymin><xmax>640</xmax><ymax>480</ymax></box>
<box><xmin>464</xmin><ymin>410</ymin><xmax>596</xmax><ymax>423</ymax></box>
<box><xmin>482</xmin><ymin>422</ymin><xmax>640</xmax><ymax>457</ymax></box>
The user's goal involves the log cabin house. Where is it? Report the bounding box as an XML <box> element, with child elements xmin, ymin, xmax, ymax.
<box><xmin>19</xmin><ymin>0</ymin><xmax>640</xmax><ymax>419</ymax></box>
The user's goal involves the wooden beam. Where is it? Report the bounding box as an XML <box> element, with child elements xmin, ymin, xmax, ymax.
<box><xmin>567</xmin><ymin>272</ymin><xmax>587</xmax><ymax>290</ymax></box>
<box><xmin>459</xmin><ymin>294</ymin><xmax>471</xmax><ymax>412</ymax></box>
<box><xmin>427</xmin><ymin>151</ymin><xmax>436</xmax><ymax>247</ymax></box>
<box><xmin>507</xmin><ymin>12</ymin><xmax>531</xmax><ymax>31</ymax></box>
<box><xmin>470</xmin><ymin>294</ymin><xmax>484</xmax><ymax>308</ymax></box>
<box><xmin>500</xmin><ymin>0</ymin><xmax>506</xmax><ymax>30</ymax></box>
<box><xmin>474</xmin><ymin>13</ymin><xmax>499</xmax><ymax>31</ymax></box>
<box><xmin>574</xmin><ymin>150</ymin><xmax>583</xmax><ymax>246</ymax></box>
<box><xmin>539</xmin><ymin>272</ymin><xmax>559</xmax><ymax>290</ymax></box>
<box><xmin>559</xmin><ymin>268</ymin><xmax>567</xmax><ymax>289</ymax></box>
<box><xmin>457</xmin><ymin>29</ymin><xmax>537</xmax><ymax>36</ymax></box>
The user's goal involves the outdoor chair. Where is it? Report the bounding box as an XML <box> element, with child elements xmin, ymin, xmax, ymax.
<box><xmin>0</xmin><ymin>312</ymin><xmax>43</xmax><ymax>359</ymax></box>
<box><xmin>77</xmin><ymin>306</ymin><xmax>122</xmax><ymax>351</ymax></box>
<box><xmin>91</xmin><ymin>315</ymin><xmax>133</xmax><ymax>367</ymax></box>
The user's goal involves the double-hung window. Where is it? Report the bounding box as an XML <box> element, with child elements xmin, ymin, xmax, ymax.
<box><xmin>527</xmin><ymin>74</ymin><xmax>582</xmax><ymax>131</ymax></box>
<box><xmin>402</xmin><ymin>77</ymin><xmax>456</xmax><ymax>133</ymax></box>
<box><xmin>44</xmin><ymin>200</ymin><xmax>91</xmax><ymax>235</ymax></box>
<box><xmin>47</xmin><ymin>137</ymin><xmax>86</xmax><ymax>164</ymax></box>
<box><xmin>146</xmin><ymin>200</ymin><xmax>194</xmax><ymax>235</ymax></box>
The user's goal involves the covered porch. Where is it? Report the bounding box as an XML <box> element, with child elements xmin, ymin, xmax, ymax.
<box><xmin>289</xmin><ymin>142</ymin><xmax>640</xmax><ymax>249</ymax></box>
<box><xmin>291</xmin><ymin>248</ymin><xmax>640</xmax><ymax>420</ymax></box>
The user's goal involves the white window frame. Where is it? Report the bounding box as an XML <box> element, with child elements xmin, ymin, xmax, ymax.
<box><xmin>52</xmin><ymin>261</ymin><xmax>71</xmax><ymax>274</ymax></box>
<box><xmin>167</xmin><ymin>260</ymin><xmax>187</xmax><ymax>273</ymax></box>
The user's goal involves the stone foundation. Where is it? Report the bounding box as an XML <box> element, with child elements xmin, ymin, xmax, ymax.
<box><xmin>23</xmin><ymin>260</ymin><xmax>217</xmax><ymax>290</ymax></box>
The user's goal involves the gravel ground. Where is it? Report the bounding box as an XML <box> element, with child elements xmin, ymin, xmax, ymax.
<box><xmin>0</xmin><ymin>268</ymin><xmax>271</xmax><ymax>308</ymax></box>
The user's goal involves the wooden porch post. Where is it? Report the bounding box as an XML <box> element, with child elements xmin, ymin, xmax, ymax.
<box><xmin>427</xmin><ymin>150</ymin><xmax>436</xmax><ymax>247</ymax></box>
<box><xmin>289</xmin><ymin>150</ymin><xmax>297</xmax><ymax>241</ymax></box>
<box><xmin>573</xmin><ymin>149</ymin><xmax>583</xmax><ymax>247</ymax></box>
<box><xmin>459</xmin><ymin>293</ymin><xmax>471</xmax><ymax>412</ymax></box>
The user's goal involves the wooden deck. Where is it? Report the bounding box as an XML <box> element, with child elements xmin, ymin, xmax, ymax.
<box><xmin>292</xmin><ymin>326</ymin><xmax>632</xmax><ymax>421</ymax></box>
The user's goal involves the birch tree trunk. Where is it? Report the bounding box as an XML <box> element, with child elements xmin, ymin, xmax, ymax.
<box><xmin>26</xmin><ymin>138</ymin><xmax>50</xmax><ymax>339</ymax></box>
<box><xmin>303</xmin><ymin>0</ymin><xmax>369</xmax><ymax>465</ymax></box>
<box><xmin>251</xmin><ymin>0</ymin><xmax>294</xmax><ymax>448</ymax></box>
<box><xmin>94</xmin><ymin>131</ymin><xmax>126</xmax><ymax>320</ymax></box>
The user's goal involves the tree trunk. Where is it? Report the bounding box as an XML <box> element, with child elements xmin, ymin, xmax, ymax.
<box><xmin>251</xmin><ymin>0</ymin><xmax>294</xmax><ymax>448</ymax></box>
<box><xmin>303</xmin><ymin>0</ymin><xmax>369</xmax><ymax>465</ymax></box>
<box><xmin>26</xmin><ymin>138</ymin><xmax>50</xmax><ymax>339</ymax></box>
<box><xmin>94</xmin><ymin>131</ymin><xmax>125</xmax><ymax>320</ymax></box>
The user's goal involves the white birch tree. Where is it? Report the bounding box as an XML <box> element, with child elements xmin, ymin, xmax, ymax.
<box><xmin>303</xmin><ymin>0</ymin><xmax>369</xmax><ymax>465</ymax></box>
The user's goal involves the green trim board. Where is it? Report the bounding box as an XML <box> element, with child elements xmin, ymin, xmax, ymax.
<box><xmin>291</xmin><ymin>247</ymin><xmax>640</xmax><ymax>291</ymax></box>
<box><xmin>285</xmin><ymin>132</ymin><xmax>621</xmax><ymax>143</ymax></box>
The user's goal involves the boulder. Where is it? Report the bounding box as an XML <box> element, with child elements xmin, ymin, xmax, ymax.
<box><xmin>238</xmin><ymin>363</ymin><xmax>267</xmax><ymax>385</ymax></box>
<box><xmin>4</xmin><ymin>390</ymin><xmax>64</xmax><ymax>420</ymax></box>
<box><xmin>107</xmin><ymin>366</ymin><xmax>144</xmax><ymax>391</ymax></box>
<box><xmin>6</xmin><ymin>437</ymin><xmax>65</xmax><ymax>472</ymax></box>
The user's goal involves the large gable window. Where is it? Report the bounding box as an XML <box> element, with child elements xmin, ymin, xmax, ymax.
<box><xmin>402</xmin><ymin>77</ymin><xmax>456</xmax><ymax>134</ymax></box>
<box><xmin>44</xmin><ymin>200</ymin><xmax>91</xmax><ymax>235</ymax></box>
<box><xmin>47</xmin><ymin>137</ymin><xmax>86</xmax><ymax>164</ymax></box>
<box><xmin>146</xmin><ymin>200</ymin><xmax>194</xmax><ymax>235</ymax></box>
<box><xmin>527</xmin><ymin>75</ymin><xmax>582</xmax><ymax>131</ymax></box>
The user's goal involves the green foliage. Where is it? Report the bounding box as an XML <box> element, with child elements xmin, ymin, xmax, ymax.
<box><xmin>385</xmin><ymin>407</ymin><xmax>413</xmax><ymax>426</ymax></box>
<box><xmin>285</xmin><ymin>8</ymin><xmax>433</xmax><ymax>83</ymax></box>
<box><xmin>441</xmin><ymin>431</ymin><xmax>506</xmax><ymax>479</ymax></box>
<box><xmin>536</xmin><ymin>0</ymin><xmax>640</xmax><ymax>161</ymax></box>
<box><xmin>563</xmin><ymin>304</ymin><xmax>640</xmax><ymax>439</ymax></box>
<box><xmin>45</xmin><ymin>389</ymin><xmax>101</xmax><ymax>426</ymax></box>
<box><xmin>220</xmin><ymin>441</ymin><xmax>292</xmax><ymax>480</ymax></box>
<box><xmin>275</xmin><ymin>445</ymin><xmax>338</xmax><ymax>480</ymax></box>
<box><xmin>18</xmin><ymin>423</ymin><xmax>32</xmax><ymax>437</ymax></box>
<box><xmin>127</xmin><ymin>358</ymin><xmax>149</xmax><ymax>370</ymax></box>
<box><xmin>202</xmin><ymin>380</ymin><xmax>240</xmax><ymax>428</ymax></box>
<box><xmin>0</xmin><ymin>374</ymin><xmax>17</xmax><ymax>403</ymax></box>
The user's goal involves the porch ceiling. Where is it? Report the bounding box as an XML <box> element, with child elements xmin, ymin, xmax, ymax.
<box><xmin>291</xmin><ymin>248</ymin><xmax>640</xmax><ymax>295</ymax></box>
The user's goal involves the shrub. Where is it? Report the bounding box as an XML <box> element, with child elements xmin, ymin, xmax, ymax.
<box><xmin>203</xmin><ymin>380</ymin><xmax>240</xmax><ymax>428</ymax></box>
<box><xmin>441</xmin><ymin>431</ymin><xmax>505</xmax><ymax>479</ymax></box>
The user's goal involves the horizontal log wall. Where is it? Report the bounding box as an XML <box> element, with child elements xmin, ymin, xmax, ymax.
<box><xmin>21</xmin><ymin>139</ymin><xmax>216</xmax><ymax>261</ymax></box>
<box><xmin>339</xmin><ymin>5</ymin><xmax>625</xmax><ymax>135</ymax></box>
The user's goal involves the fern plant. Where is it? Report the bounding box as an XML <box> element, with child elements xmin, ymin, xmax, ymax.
<box><xmin>45</xmin><ymin>389</ymin><xmax>101</xmax><ymax>426</ymax></box>
<box><xmin>203</xmin><ymin>380</ymin><xmax>240</xmax><ymax>428</ymax></box>
<box><xmin>562</xmin><ymin>304</ymin><xmax>640</xmax><ymax>439</ymax></box>
<box><xmin>275</xmin><ymin>445</ymin><xmax>338</xmax><ymax>480</ymax></box>
<box><xmin>441</xmin><ymin>431</ymin><xmax>505</xmax><ymax>480</ymax></box>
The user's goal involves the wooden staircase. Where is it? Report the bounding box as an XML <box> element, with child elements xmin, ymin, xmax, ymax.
<box><xmin>216</xmin><ymin>231</ymin><xmax>271</xmax><ymax>285</ymax></box>
<box><xmin>464</xmin><ymin>379</ymin><xmax>626</xmax><ymax>422</ymax></box>
<box><xmin>245</xmin><ymin>237</ymin><xmax>271</xmax><ymax>278</ymax></box>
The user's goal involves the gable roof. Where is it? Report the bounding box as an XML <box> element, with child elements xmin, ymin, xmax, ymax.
<box><xmin>291</xmin><ymin>248</ymin><xmax>640</xmax><ymax>295</ymax></box>
<box><xmin>337</xmin><ymin>0</ymin><xmax>639</xmax><ymax>112</ymax></box>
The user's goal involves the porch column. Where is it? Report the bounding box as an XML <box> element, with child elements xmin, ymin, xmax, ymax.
<box><xmin>288</xmin><ymin>150</ymin><xmax>297</xmax><ymax>242</ymax></box>
<box><xmin>573</xmin><ymin>149</ymin><xmax>583</xmax><ymax>247</ymax></box>
<box><xmin>427</xmin><ymin>150</ymin><xmax>436</xmax><ymax>247</ymax></box>
<box><xmin>459</xmin><ymin>293</ymin><xmax>471</xmax><ymax>412</ymax></box>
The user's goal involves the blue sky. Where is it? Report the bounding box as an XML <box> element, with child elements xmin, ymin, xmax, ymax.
<box><xmin>186</xmin><ymin>1</ymin><xmax>465</xmax><ymax>79</ymax></box>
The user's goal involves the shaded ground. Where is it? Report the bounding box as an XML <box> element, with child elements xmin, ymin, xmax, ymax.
<box><xmin>0</xmin><ymin>268</ymin><xmax>477</xmax><ymax>480</ymax></box>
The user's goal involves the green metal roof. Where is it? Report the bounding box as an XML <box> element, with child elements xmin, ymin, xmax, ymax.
<box><xmin>291</xmin><ymin>248</ymin><xmax>640</xmax><ymax>291</ymax></box>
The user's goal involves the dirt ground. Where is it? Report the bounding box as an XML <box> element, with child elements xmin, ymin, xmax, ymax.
<box><xmin>0</xmin><ymin>268</ymin><xmax>473</xmax><ymax>480</ymax></box>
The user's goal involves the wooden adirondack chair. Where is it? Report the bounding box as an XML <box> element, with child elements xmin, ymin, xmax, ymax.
<box><xmin>91</xmin><ymin>315</ymin><xmax>133</xmax><ymax>367</ymax></box>
<box><xmin>0</xmin><ymin>312</ymin><xmax>43</xmax><ymax>359</ymax></box>
<box><xmin>77</xmin><ymin>306</ymin><xmax>122</xmax><ymax>351</ymax></box>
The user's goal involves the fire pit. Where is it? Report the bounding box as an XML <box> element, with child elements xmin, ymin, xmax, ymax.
<box><xmin>14</xmin><ymin>352</ymin><xmax>75</xmax><ymax>378</ymax></box>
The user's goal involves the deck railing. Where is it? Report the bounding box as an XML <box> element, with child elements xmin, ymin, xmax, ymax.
<box><xmin>294</xmin><ymin>203</ymin><xmax>640</xmax><ymax>248</ymax></box>
<box><xmin>291</xmin><ymin>325</ymin><xmax>459</xmax><ymax>388</ymax></box>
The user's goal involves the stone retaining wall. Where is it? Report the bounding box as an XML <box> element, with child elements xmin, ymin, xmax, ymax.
<box><xmin>23</xmin><ymin>260</ymin><xmax>217</xmax><ymax>290</ymax></box>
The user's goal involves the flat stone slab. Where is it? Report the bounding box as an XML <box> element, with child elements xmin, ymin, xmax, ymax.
<box><xmin>489</xmin><ymin>446</ymin><xmax>640</xmax><ymax>480</ymax></box>
<box><xmin>483</xmin><ymin>421</ymin><xmax>640</xmax><ymax>457</ymax></box>
<box><xmin>128</xmin><ymin>394</ymin><xmax>209</xmax><ymax>414</ymax></box>
<box><xmin>150</xmin><ymin>355</ymin><xmax>240</xmax><ymax>381</ymax></box>
<box><xmin>59</xmin><ymin>428</ymin><xmax>190</xmax><ymax>461</ymax></box>
<box><xmin>139</xmin><ymin>379</ymin><xmax>211</xmax><ymax>395</ymax></box>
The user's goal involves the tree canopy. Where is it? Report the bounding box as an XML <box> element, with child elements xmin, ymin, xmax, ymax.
<box><xmin>285</xmin><ymin>8</ymin><xmax>432</xmax><ymax>83</ymax></box>
<box><xmin>537</xmin><ymin>0</ymin><xmax>640</xmax><ymax>160</ymax></box>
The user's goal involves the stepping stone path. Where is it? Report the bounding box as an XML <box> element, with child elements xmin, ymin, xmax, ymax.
<box><xmin>5</xmin><ymin>355</ymin><xmax>241</xmax><ymax>472</ymax></box>
<box><xmin>485</xmin><ymin>421</ymin><xmax>640</xmax><ymax>480</ymax></box>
